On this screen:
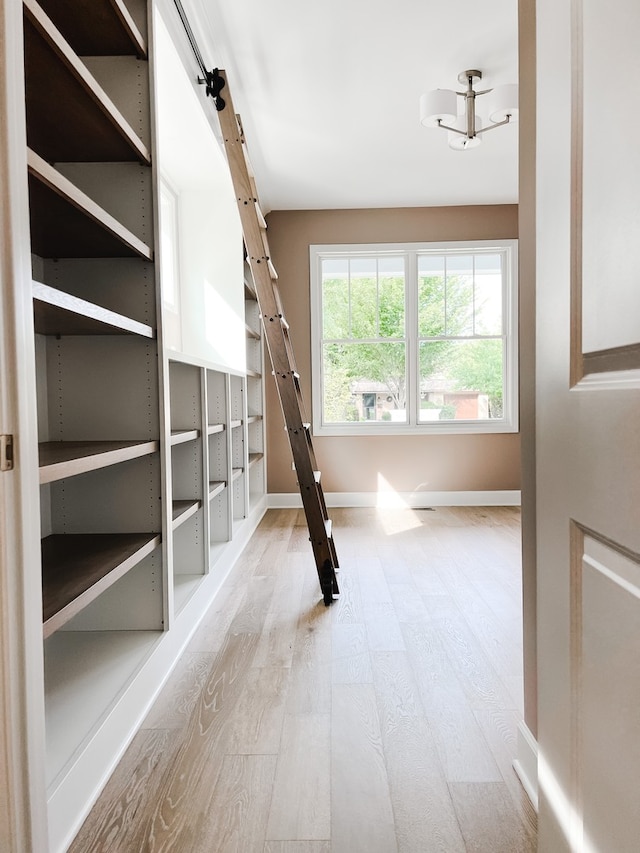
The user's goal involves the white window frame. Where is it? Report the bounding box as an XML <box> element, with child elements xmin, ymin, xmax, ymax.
<box><xmin>310</xmin><ymin>239</ymin><xmax>519</xmax><ymax>436</ymax></box>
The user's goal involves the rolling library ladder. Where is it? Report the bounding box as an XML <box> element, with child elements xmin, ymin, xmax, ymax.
<box><xmin>212</xmin><ymin>69</ymin><xmax>339</xmax><ymax>605</ymax></box>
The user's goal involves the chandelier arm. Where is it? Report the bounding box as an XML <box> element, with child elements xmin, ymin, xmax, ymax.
<box><xmin>436</xmin><ymin>120</ymin><xmax>468</xmax><ymax>136</ymax></box>
<box><xmin>475</xmin><ymin>115</ymin><xmax>512</xmax><ymax>135</ymax></box>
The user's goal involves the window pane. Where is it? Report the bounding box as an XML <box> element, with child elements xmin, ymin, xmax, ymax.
<box><xmin>349</xmin><ymin>259</ymin><xmax>377</xmax><ymax>338</ymax></box>
<box><xmin>446</xmin><ymin>256</ymin><xmax>474</xmax><ymax>336</ymax></box>
<box><xmin>419</xmin><ymin>338</ymin><xmax>504</xmax><ymax>421</ymax></box>
<box><xmin>379</xmin><ymin>272</ymin><xmax>405</xmax><ymax>337</ymax></box>
<box><xmin>349</xmin><ymin>274</ymin><xmax>377</xmax><ymax>337</ymax></box>
<box><xmin>474</xmin><ymin>254</ymin><xmax>503</xmax><ymax>335</ymax></box>
<box><xmin>322</xmin><ymin>275</ymin><xmax>349</xmax><ymax>338</ymax></box>
<box><xmin>418</xmin><ymin>255</ymin><xmax>445</xmax><ymax>336</ymax></box>
<box><xmin>323</xmin><ymin>342</ymin><xmax>407</xmax><ymax>423</ymax></box>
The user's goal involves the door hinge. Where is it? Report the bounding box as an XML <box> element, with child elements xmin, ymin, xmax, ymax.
<box><xmin>1</xmin><ymin>434</ymin><xmax>14</xmax><ymax>471</ymax></box>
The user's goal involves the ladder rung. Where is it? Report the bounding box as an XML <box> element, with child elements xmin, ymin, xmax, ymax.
<box><xmin>314</xmin><ymin>470</ymin><xmax>321</xmax><ymax>483</ymax></box>
<box><xmin>325</xmin><ymin>519</ymin><xmax>332</xmax><ymax>538</ymax></box>
<box><xmin>268</xmin><ymin>259</ymin><xmax>278</xmax><ymax>280</ymax></box>
<box><xmin>255</xmin><ymin>200</ymin><xmax>267</xmax><ymax>228</ymax></box>
<box><xmin>280</xmin><ymin>316</ymin><xmax>289</xmax><ymax>330</ymax></box>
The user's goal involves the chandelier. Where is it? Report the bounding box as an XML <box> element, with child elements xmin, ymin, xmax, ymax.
<box><xmin>420</xmin><ymin>70</ymin><xmax>518</xmax><ymax>150</ymax></box>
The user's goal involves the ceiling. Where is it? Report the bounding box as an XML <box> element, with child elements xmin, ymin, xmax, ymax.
<box><xmin>187</xmin><ymin>0</ymin><xmax>519</xmax><ymax>212</ymax></box>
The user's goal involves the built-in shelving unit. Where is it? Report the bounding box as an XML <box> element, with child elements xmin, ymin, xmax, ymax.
<box><xmin>22</xmin><ymin>0</ymin><xmax>164</xmax><ymax>844</ymax></box>
<box><xmin>5</xmin><ymin>2</ymin><xmax>269</xmax><ymax>848</ymax></box>
<box><xmin>168</xmin><ymin>359</ymin><xmax>207</xmax><ymax>610</ymax></box>
<box><xmin>244</xmin><ymin>260</ymin><xmax>266</xmax><ymax>510</ymax></box>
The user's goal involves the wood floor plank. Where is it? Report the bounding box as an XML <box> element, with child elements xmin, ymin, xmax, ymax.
<box><xmin>142</xmin><ymin>653</ymin><xmax>211</xmax><ymax>731</ymax></box>
<box><xmin>267</xmin><ymin>553</ymin><xmax>308</xmax><ymax>612</ymax></box>
<box><xmin>329</xmin><ymin>562</ymin><xmax>364</xmax><ymax>624</ymax></box>
<box><xmin>265</xmin><ymin>713</ymin><xmax>331</xmax><ymax>841</ymax></box>
<box><xmin>364</xmin><ymin>601</ymin><xmax>406</xmax><ymax>651</ymax></box>
<box><xmin>222</xmin><ymin>666</ymin><xmax>289</xmax><ymax>755</ymax></box>
<box><xmin>388</xmin><ymin>581</ymin><xmax>431</xmax><ymax>622</ymax></box>
<box><xmin>426</xmin><ymin>704</ymin><xmax>503</xmax><ymax>783</ymax></box>
<box><xmin>401</xmin><ymin>620</ymin><xmax>469</xmax><ymax>711</ymax></box>
<box><xmin>264</xmin><ymin>843</ymin><xmax>330</xmax><ymax>853</ymax></box>
<box><xmin>68</xmin><ymin>728</ymin><xmax>182</xmax><ymax>853</ymax></box>
<box><xmin>380</xmin><ymin>716</ymin><xmax>467</xmax><ymax>853</ymax></box>
<box><xmin>229</xmin><ymin>575</ymin><xmax>276</xmax><ymax>634</ymax></box>
<box><xmin>253</xmin><ymin>608</ymin><xmax>300</xmax><ymax>668</ymax></box>
<box><xmin>450</xmin><ymin>781</ymin><xmax>536</xmax><ymax>853</ymax></box>
<box><xmin>430</xmin><ymin>601</ymin><xmax>515</xmax><ymax>711</ymax></box>
<box><xmin>185</xmin><ymin>582</ymin><xmax>249</xmax><ymax>654</ymax></box>
<box><xmin>198</xmin><ymin>754</ymin><xmax>277</xmax><ymax>852</ymax></box>
<box><xmin>136</xmin><ymin>631</ymin><xmax>259</xmax><ymax>850</ymax></box>
<box><xmin>331</xmin><ymin>683</ymin><xmax>398</xmax><ymax>853</ymax></box>
<box><xmin>285</xmin><ymin>610</ymin><xmax>332</xmax><ymax>715</ymax></box>
<box><xmin>371</xmin><ymin>651</ymin><xmax>424</xmax><ymax>727</ymax></box>
<box><xmin>355</xmin><ymin>555</ymin><xmax>393</xmax><ymax>605</ymax></box>
<box><xmin>332</xmin><ymin>622</ymin><xmax>372</xmax><ymax>684</ymax></box>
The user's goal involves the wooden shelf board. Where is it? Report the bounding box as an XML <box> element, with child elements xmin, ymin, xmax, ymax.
<box><xmin>27</xmin><ymin>148</ymin><xmax>152</xmax><ymax>260</ymax></box>
<box><xmin>42</xmin><ymin>532</ymin><xmax>160</xmax><ymax>638</ymax></box>
<box><xmin>208</xmin><ymin>481</ymin><xmax>226</xmax><ymax>500</ymax></box>
<box><xmin>206</xmin><ymin>423</ymin><xmax>225</xmax><ymax>436</ymax></box>
<box><xmin>246</xmin><ymin>415</ymin><xmax>263</xmax><ymax>424</ymax></box>
<box><xmin>244</xmin><ymin>281</ymin><xmax>257</xmax><ymax>301</ymax></box>
<box><xmin>33</xmin><ymin>280</ymin><xmax>153</xmax><ymax>337</ymax></box>
<box><xmin>245</xmin><ymin>369</ymin><xmax>261</xmax><ymax>379</ymax></box>
<box><xmin>39</xmin><ymin>439</ymin><xmax>158</xmax><ymax>484</ymax></box>
<box><xmin>245</xmin><ymin>323</ymin><xmax>260</xmax><ymax>340</ymax></box>
<box><xmin>230</xmin><ymin>419</ymin><xmax>242</xmax><ymax>430</ymax></box>
<box><xmin>231</xmin><ymin>468</ymin><xmax>243</xmax><ymax>482</ymax></box>
<box><xmin>170</xmin><ymin>429</ymin><xmax>200</xmax><ymax>446</ymax></box>
<box><xmin>35</xmin><ymin>0</ymin><xmax>147</xmax><ymax>57</ymax></box>
<box><xmin>248</xmin><ymin>452</ymin><xmax>264</xmax><ymax>468</ymax></box>
<box><xmin>24</xmin><ymin>2</ymin><xmax>149</xmax><ymax>165</ymax></box>
<box><xmin>172</xmin><ymin>499</ymin><xmax>201</xmax><ymax>530</ymax></box>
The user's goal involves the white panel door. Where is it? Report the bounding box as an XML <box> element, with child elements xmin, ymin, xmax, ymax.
<box><xmin>536</xmin><ymin>0</ymin><xmax>640</xmax><ymax>851</ymax></box>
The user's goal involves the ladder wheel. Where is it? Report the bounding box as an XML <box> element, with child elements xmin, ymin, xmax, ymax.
<box><xmin>323</xmin><ymin>590</ymin><xmax>332</xmax><ymax>606</ymax></box>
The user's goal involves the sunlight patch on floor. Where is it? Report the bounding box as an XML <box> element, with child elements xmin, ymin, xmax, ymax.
<box><xmin>375</xmin><ymin>474</ymin><xmax>423</xmax><ymax>534</ymax></box>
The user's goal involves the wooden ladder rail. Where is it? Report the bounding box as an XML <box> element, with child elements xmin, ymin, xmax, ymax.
<box><xmin>215</xmin><ymin>69</ymin><xmax>339</xmax><ymax>605</ymax></box>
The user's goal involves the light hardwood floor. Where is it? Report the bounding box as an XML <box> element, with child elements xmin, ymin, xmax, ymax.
<box><xmin>68</xmin><ymin>506</ymin><xmax>536</xmax><ymax>853</ymax></box>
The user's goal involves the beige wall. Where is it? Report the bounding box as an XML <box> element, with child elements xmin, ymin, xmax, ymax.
<box><xmin>265</xmin><ymin>205</ymin><xmax>521</xmax><ymax>496</ymax></box>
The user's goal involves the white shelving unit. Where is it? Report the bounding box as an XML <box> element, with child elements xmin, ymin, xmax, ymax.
<box><xmin>244</xmin><ymin>260</ymin><xmax>266</xmax><ymax>512</ymax></box>
<box><xmin>1</xmin><ymin>1</ymin><xmax>269</xmax><ymax>849</ymax></box>
<box><xmin>21</xmin><ymin>1</ymin><xmax>171</xmax><ymax>846</ymax></box>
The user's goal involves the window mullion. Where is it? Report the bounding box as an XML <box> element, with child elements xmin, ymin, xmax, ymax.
<box><xmin>406</xmin><ymin>251</ymin><xmax>418</xmax><ymax>426</ymax></box>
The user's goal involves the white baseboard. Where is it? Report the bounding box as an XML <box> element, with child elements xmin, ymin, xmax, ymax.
<box><xmin>513</xmin><ymin>720</ymin><xmax>538</xmax><ymax>811</ymax></box>
<box><xmin>267</xmin><ymin>490</ymin><xmax>521</xmax><ymax>509</ymax></box>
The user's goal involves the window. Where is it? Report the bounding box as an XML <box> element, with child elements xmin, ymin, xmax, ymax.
<box><xmin>310</xmin><ymin>240</ymin><xmax>518</xmax><ymax>435</ymax></box>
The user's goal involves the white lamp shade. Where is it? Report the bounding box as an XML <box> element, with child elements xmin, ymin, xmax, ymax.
<box><xmin>448</xmin><ymin>114</ymin><xmax>483</xmax><ymax>150</ymax></box>
<box><xmin>487</xmin><ymin>83</ymin><xmax>519</xmax><ymax>123</ymax></box>
<box><xmin>420</xmin><ymin>89</ymin><xmax>457</xmax><ymax>128</ymax></box>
